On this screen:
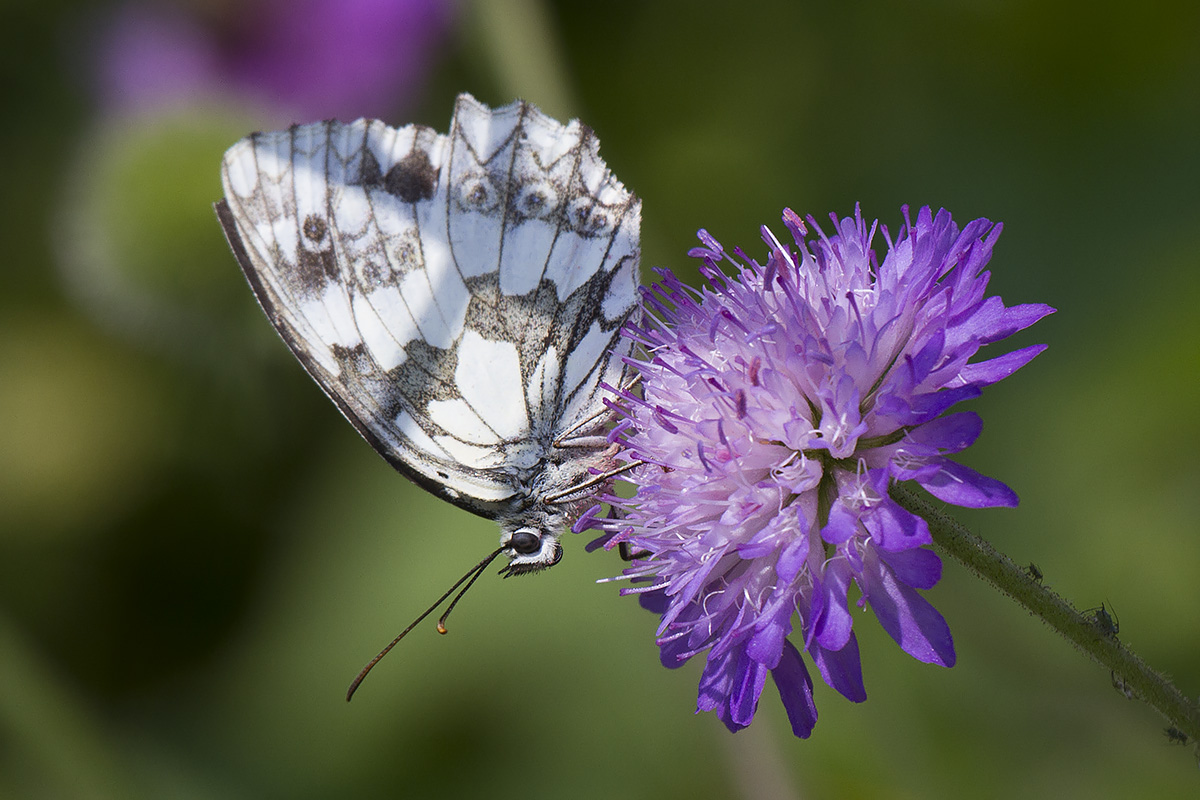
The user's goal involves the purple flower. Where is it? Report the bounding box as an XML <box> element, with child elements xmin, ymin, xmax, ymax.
<box><xmin>92</xmin><ymin>0</ymin><xmax>455</xmax><ymax>119</ymax></box>
<box><xmin>586</xmin><ymin>206</ymin><xmax>1053</xmax><ymax>736</ymax></box>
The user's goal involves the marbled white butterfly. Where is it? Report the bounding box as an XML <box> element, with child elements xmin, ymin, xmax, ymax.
<box><xmin>215</xmin><ymin>94</ymin><xmax>640</xmax><ymax>694</ymax></box>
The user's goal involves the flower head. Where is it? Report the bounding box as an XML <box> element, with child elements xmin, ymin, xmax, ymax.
<box><xmin>585</xmin><ymin>206</ymin><xmax>1053</xmax><ymax>736</ymax></box>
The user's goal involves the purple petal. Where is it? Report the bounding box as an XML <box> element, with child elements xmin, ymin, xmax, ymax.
<box><xmin>950</xmin><ymin>294</ymin><xmax>1003</xmax><ymax>340</ymax></box>
<box><xmin>918</xmin><ymin>458</ymin><xmax>1019</xmax><ymax>508</ymax></box>
<box><xmin>861</xmin><ymin>552</ymin><xmax>956</xmax><ymax>666</ymax></box>
<box><xmin>906</xmin><ymin>384</ymin><xmax>983</xmax><ymax>421</ymax></box>
<box><xmin>697</xmin><ymin>648</ymin><xmax>739</xmax><ymax>714</ymax></box>
<box><xmin>908</xmin><ymin>412</ymin><xmax>982</xmax><ymax>454</ymax></box>
<box><xmin>820</xmin><ymin>500</ymin><xmax>859</xmax><ymax>544</ymax></box>
<box><xmin>957</xmin><ymin>344</ymin><xmax>1048</xmax><ymax>387</ymax></box>
<box><xmin>657</xmin><ymin>601</ymin><xmax>702</xmax><ymax>668</ymax></box>
<box><xmin>639</xmin><ymin>588</ymin><xmax>671</xmax><ymax>615</ymax></box>
<box><xmin>735</xmin><ymin>539</ymin><xmax>775</xmax><ymax>559</ymax></box>
<box><xmin>775</xmin><ymin>526</ymin><xmax>810</xmax><ymax>584</ymax></box>
<box><xmin>659</xmin><ymin>631</ymin><xmax>694</xmax><ymax>669</ymax></box>
<box><xmin>877</xmin><ymin>384</ymin><xmax>981</xmax><ymax>425</ymax></box>
<box><xmin>877</xmin><ymin>546</ymin><xmax>943</xmax><ymax>590</ymax></box>
<box><xmin>978</xmin><ymin>302</ymin><xmax>1056</xmax><ymax>343</ymax></box>
<box><xmin>861</xmin><ymin>497</ymin><xmax>932</xmax><ymax>551</ymax></box>
<box><xmin>887</xmin><ymin>458</ymin><xmax>944</xmax><ymax>483</ymax></box>
<box><xmin>905</xmin><ymin>328</ymin><xmax>946</xmax><ymax>385</ymax></box>
<box><xmin>736</xmin><ymin>506</ymin><xmax>794</xmax><ymax>558</ymax></box>
<box><xmin>771</xmin><ymin>640</ymin><xmax>818</xmax><ymax>738</ymax></box>
<box><xmin>810</xmin><ymin>634</ymin><xmax>867</xmax><ymax>702</ymax></box>
<box><xmin>746</xmin><ymin>600</ymin><xmax>793</xmax><ymax>668</ymax></box>
<box><xmin>730</xmin><ymin>650</ymin><xmax>770</xmax><ymax>727</ymax></box>
<box><xmin>577</xmin><ymin>504</ymin><xmax>607</xmax><ymax>538</ymax></box>
<box><xmin>811</xmin><ymin>561</ymin><xmax>854</xmax><ymax>651</ymax></box>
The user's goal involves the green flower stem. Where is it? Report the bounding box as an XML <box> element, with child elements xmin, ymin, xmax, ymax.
<box><xmin>890</xmin><ymin>483</ymin><xmax>1200</xmax><ymax>744</ymax></box>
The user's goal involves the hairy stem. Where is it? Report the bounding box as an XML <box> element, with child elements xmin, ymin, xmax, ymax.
<box><xmin>890</xmin><ymin>483</ymin><xmax>1200</xmax><ymax>745</ymax></box>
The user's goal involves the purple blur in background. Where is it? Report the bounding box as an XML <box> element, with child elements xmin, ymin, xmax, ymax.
<box><xmin>94</xmin><ymin>0</ymin><xmax>456</xmax><ymax>120</ymax></box>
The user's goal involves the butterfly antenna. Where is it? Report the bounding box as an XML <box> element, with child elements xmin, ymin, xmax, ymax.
<box><xmin>436</xmin><ymin>552</ymin><xmax>496</xmax><ymax>634</ymax></box>
<box><xmin>346</xmin><ymin>546</ymin><xmax>505</xmax><ymax>702</ymax></box>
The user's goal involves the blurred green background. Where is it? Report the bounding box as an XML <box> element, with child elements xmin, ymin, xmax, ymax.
<box><xmin>2</xmin><ymin>0</ymin><xmax>1198</xmax><ymax>797</ymax></box>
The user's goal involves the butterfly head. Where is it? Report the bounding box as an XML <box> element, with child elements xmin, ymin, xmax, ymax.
<box><xmin>499</xmin><ymin>524</ymin><xmax>563</xmax><ymax>577</ymax></box>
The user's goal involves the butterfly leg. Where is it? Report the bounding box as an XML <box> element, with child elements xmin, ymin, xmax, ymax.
<box><xmin>543</xmin><ymin>455</ymin><xmax>644</xmax><ymax>505</ymax></box>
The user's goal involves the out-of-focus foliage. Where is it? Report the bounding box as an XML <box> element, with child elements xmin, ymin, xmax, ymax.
<box><xmin>2</xmin><ymin>1</ymin><xmax>1198</xmax><ymax>797</ymax></box>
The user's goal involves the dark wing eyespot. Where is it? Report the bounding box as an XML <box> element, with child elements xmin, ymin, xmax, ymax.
<box><xmin>566</xmin><ymin>196</ymin><xmax>614</xmax><ymax>237</ymax></box>
<box><xmin>455</xmin><ymin>172</ymin><xmax>500</xmax><ymax>213</ymax></box>
<box><xmin>302</xmin><ymin>214</ymin><xmax>328</xmax><ymax>243</ymax></box>
<box><xmin>512</xmin><ymin>179</ymin><xmax>559</xmax><ymax>220</ymax></box>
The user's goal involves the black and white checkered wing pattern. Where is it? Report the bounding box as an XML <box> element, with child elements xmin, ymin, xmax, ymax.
<box><xmin>217</xmin><ymin>94</ymin><xmax>640</xmax><ymax>518</ymax></box>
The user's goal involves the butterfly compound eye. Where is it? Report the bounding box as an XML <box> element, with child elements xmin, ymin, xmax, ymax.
<box><xmin>508</xmin><ymin>530</ymin><xmax>542</xmax><ymax>555</ymax></box>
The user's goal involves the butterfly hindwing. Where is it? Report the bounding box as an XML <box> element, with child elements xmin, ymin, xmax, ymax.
<box><xmin>217</xmin><ymin>94</ymin><xmax>640</xmax><ymax>520</ymax></box>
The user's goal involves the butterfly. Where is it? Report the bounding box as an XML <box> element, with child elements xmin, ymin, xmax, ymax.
<box><xmin>215</xmin><ymin>94</ymin><xmax>641</xmax><ymax>692</ymax></box>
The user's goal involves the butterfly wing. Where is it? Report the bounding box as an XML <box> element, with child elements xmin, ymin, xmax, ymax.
<box><xmin>217</xmin><ymin>94</ymin><xmax>640</xmax><ymax>519</ymax></box>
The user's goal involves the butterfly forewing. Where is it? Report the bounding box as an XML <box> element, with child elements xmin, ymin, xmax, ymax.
<box><xmin>217</xmin><ymin>94</ymin><xmax>640</xmax><ymax>525</ymax></box>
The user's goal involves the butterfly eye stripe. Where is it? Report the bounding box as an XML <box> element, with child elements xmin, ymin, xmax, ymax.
<box><xmin>216</xmin><ymin>93</ymin><xmax>641</xmax><ymax>577</ymax></box>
